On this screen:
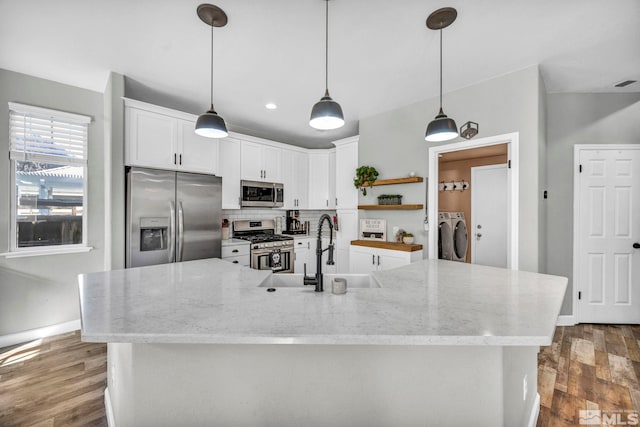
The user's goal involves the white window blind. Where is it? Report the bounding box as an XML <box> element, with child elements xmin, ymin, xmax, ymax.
<box><xmin>9</xmin><ymin>102</ymin><xmax>91</xmax><ymax>166</ymax></box>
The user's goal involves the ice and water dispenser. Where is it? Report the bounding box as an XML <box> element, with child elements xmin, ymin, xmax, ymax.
<box><xmin>139</xmin><ymin>217</ymin><xmax>169</xmax><ymax>251</ymax></box>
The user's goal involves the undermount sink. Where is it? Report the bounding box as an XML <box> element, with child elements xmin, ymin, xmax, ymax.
<box><xmin>259</xmin><ymin>273</ymin><xmax>381</xmax><ymax>289</ymax></box>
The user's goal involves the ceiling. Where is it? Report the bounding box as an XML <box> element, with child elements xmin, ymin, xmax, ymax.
<box><xmin>1</xmin><ymin>1</ymin><xmax>639</xmax><ymax>149</ymax></box>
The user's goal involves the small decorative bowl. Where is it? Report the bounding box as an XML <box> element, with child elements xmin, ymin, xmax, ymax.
<box><xmin>402</xmin><ymin>236</ymin><xmax>414</xmax><ymax>244</ymax></box>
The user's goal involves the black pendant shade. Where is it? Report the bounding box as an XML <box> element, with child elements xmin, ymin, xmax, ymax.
<box><xmin>195</xmin><ymin>107</ymin><xmax>228</xmax><ymax>138</ymax></box>
<box><xmin>425</xmin><ymin>108</ymin><xmax>458</xmax><ymax>142</ymax></box>
<box><xmin>195</xmin><ymin>4</ymin><xmax>228</xmax><ymax>139</ymax></box>
<box><xmin>310</xmin><ymin>90</ymin><xmax>344</xmax><ymax>130</ymax></box>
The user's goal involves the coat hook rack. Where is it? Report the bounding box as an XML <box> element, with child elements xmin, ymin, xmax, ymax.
<box><xmin>439</xmin><ymin>180</ymin><xmax>469</xmax><ymax>192</ymax></box>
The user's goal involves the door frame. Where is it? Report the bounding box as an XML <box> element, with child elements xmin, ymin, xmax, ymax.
<box><xmin>573</xmin><ymin>144</ymin><xmax>640</xmax><ymax>323</ymax></box>
<box><xmin>428</xmin><ymin>132</ymin><xmax>519</xmax><ymax>270</ymax></box>
<box><xmin>470</xmin><ymin>163</ymin><xmax>509</xmax><ymax>266</ymax></box>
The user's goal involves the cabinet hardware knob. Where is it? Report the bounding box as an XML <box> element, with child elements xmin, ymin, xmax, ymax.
<box><xmin>179</xmin><ymin>154</ymin><xmax>182</xmax><ymax>165</ymax></box>
<box><xmin>232</xmin><ymin>260</ymin><xmax>239</xmax><ymax>264</ymax></box>
<box><xmin>634</xmin><ymin>243</ymin><xmax>640</xmax><ymax>249</ymax></box>
<box><xmin>232</xmin><ymin>249</ymin><xmax>238</xmax><ymax>253</ymax></box>
<box><xmin>372</xmin><ymin>254</ymin><xmax>375</xmax><ymax>264</ymax></box>
<box><xmin>174</xmin><ymin>153</ymin><xmax>177</xmax><ymax>164</ymax></box>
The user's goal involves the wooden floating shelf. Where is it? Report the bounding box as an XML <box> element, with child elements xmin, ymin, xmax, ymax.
<box><xmin>358</xmin><ymin>204</ymin><xmax>424</xmax><ymax>210</ymax></box>
<box><xmin>363</xmin><ymin>176</ymin><xmax>423</xmax><ymax>187</ymax></box>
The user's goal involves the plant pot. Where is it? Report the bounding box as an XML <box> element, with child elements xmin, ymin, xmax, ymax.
<box><xmin>402</xmin><ymin>236</ymin><xmax>414</xmax><ymax>244</ymax></box>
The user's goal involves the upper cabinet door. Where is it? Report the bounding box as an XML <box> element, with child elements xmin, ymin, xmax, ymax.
<box><xmin>335</xmin><ymin>141</ymin><xmax>358</xmax><ymax>209</ymax></box>
<box><xmin>283</xmin><ymin>149</ymin><xmax>309</xmax><ymax>209</ymax></box>
<box><xmin>308</xmin><ymin>152</ymin><xmax>330</xmax><ymax>209</ymax></box>
<box><xmin>240</xmin><ymin>140</ymin><xmax>283</xmax><ymax>182</ymax></box>
<box><xmin>177</xmin><ymin>119</ymin><xmax>218</xmax><ymax>175</ymax></box>
<box><xmin>240</xmin><ymin>140</ymin><xmax>265</xmax><ymax>181</ymax></box>
<box><xmin>262</xmin><ymin>146</ymin><xmax>283</xmax><ymax>183</ymax></box>
<box><xmin>126</xmin><ymin>107</ymin><xmax>178</xmax><ymax>170</ymax></box>
<box><xmin>219</xmin><ymin>137</ymin><xmax>242</xmax><ymax>209</ymax></box>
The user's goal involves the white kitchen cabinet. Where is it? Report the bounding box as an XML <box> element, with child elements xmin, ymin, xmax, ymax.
<box><xmin>328</xmin><ymin>151</ymin><xmax>336</xmax><ymax>209</ymax></box>
<box><xmin>295</xmin><ymin>237</ymin><xmax>337</xmax><ymax>275</ymax></box>
<box><xmin>177</xmin><ymin>119</ymin><xmax>219</xmax><ymax>174</ymax></box>
<box><xmin>219</xmin><ymin>137</ymin><xmax>242</xmax><ymax>209</ymax></box>
<box><xmin>349</xmin><ymin>244</ymin><xmax>422</xmax><ymax>274</ymax></box>
<box><xmin>282</xmin><ymin>149</ymin><xmax>308</xmax><ymax>209</ymax></box>
<box><xmin>221</xmin><ymin>239</ymin><xmax>250</xmax><ymax>267</ymax></box>
<box><xmin>335</xmin><ymin>209</ymin><xmax>358</xmax><ymax>273</ymax></box>
<box><xmin>334</xmin><ymin>137</ymin><xmax>358</xmax><ymax>209</ymax></box>
<box><xmin>294</xmin><ymin>238</ymin><xmax>315</xmax><ymax>275</ymax></box>
<box><xmin>125</xmin><ymin>99</ymin><xmax>218</xmax><ymax>174</ymax></box>
<box><xmin>308</xmin><ymin>151</ymin><xmax>332</xmax><ymax>209</ymax></box>
<box><xmin>241</xmin><ymin>140</ymin><xmax>283</xmax><ymax>183</ymax></box>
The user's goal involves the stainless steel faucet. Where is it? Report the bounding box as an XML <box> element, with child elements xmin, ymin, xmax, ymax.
<box><xmin>303</xmin><ymin>214</ymin><xmax>334</xmax><ymax>292</ymax></box>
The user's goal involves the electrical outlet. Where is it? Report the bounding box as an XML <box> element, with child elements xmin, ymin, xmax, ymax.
<box><xmin>523</xmin><ymin>374</ymin><xmax>528</xmax><ymax>401</ymax></box>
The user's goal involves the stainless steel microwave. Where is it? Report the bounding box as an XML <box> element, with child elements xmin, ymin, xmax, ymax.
<box><xmin>241</xmin><ymin>180</ymin><xmax>284</xmax><ymax>208</ymax></box>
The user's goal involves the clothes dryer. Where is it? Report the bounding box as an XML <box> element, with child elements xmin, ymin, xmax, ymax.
<box><xmin>438</xmin><ymin>212</ymin><xmax>453</xmax><ymax>260</ymax></box>
<box><xmin>450</xmin><ymin>212</ymin><xmax>468</xmax><ymax>262</ymax></box>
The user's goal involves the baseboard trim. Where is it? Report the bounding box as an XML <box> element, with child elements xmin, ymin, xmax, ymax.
<box><xmin>557</xmin><ymin>315</ymin><xmax>576</xmax><ymax>326</ymax></box>
<box><xmin>0</xmin><ymin>319</ymin><xmax>81</xmax><ymax>348</ymax></box>
<box><xmin>528</xmin><ymin>393</ymin><xmax>540</xmax><ymax>427</ymax></box>
<box><xmin>105</xmin><ymin>386</ymin><xmax>115</xmax><ymax>427</ymax></box>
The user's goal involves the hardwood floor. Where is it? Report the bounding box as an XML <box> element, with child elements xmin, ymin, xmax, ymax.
<box><xmin>0</xmin><ymin>330</ymin><xmax>107</xmax><ymax>427</ymax></box>
<box><xmin>537</xmin><ymin>325</ymin><xmax>640</xmax><ymax>426</ymax></box>
<box><xmin>1</xmin><ymin>326</ymin><xmax>638</xmax><ymax>426</ymax></box>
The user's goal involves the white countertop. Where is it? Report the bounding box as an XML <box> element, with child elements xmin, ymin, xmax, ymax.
<box><xmin>78</xmin><ymin>258</ymin><xmax>567</xmax><ymax>346</ymax></box>
<box><xmin>221</xmin><ymin>238</ymin><xmax>250</xmax><ymax>246</ymax></box>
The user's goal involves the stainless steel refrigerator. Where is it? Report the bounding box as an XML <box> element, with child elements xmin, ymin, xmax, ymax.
<box><xmin>126</xmin><ymin>167</ymin><xmax>222</xmax><ymax>268</ymax></box>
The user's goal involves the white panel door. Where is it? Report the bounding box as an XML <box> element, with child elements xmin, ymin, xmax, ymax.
<box><xmin>262</xmin><ymin>146</ymin><xmax>283</xmax><ymax>183</ymax></box>
<box><xmin>470</xmin><ymin>164</ymin><xmax>508</xmax><ymax>268</ymax></box>
<box><xmin>335</xmin><ymin>142</ymin><xmax>358</xmax><ymax>209</ymax></box>
<box><xmin>577</xmin><ymin>147</ymin><xmax>640</xmax><ymax>323</ymax></box>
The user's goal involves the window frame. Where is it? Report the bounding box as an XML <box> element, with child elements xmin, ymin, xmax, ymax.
<box><xmin>6</xmin><ymin>102</ymin><xmax>92</xmax><ymax>255</ymax></box>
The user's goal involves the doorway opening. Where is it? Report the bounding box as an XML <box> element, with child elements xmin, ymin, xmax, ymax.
<box><xmin>427</xmin><ymin>132</ymin><xmax>519</xmax><ymax>270</ymax></box>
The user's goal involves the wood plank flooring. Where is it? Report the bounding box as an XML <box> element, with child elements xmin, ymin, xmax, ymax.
<box><xmin>0</xmin><ymin>330</ymin><xmax>107</xmax><ymax>427</ymax></box>
<box><xmin>537</xmin><ymin>324</ymin><xmax>640</xmax><ymax>426</ymax></box>
<box><xmin>1</xmin><ymin>326</ymin><xmax>638</xmax><ymax>426</ymax></box>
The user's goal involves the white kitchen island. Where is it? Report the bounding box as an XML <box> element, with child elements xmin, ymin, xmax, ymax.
<box><xmin>79</xmin><ymin>258</ymin><xmax>567</xmax><ymax>427</ymax></box>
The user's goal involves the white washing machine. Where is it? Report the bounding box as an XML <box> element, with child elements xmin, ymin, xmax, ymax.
<box><xmin>450</xmin><ymin>212</ymin><xmax>468</xmax><ymax>262</ymax></box>
<box><xmin>438</xmin><ymin>212</ymin><xmax>453</xmax><ymax>260</ymax></box>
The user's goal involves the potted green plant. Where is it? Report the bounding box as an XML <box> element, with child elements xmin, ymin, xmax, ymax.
<box><xmin>377</xmin><ymin>194</ymin><xmax>402</xmax><ymax>205</ymax></box>
<box><xmin>402</xmin><ymin>233</ymin><xmax>414</xmax><ymax>244</ymax></box>
<box><xmin>353</xmin><ymin>166</ymin><xmax>379</xmax><ymax>196</ymax></box>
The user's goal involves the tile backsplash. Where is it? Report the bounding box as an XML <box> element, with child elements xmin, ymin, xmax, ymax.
<box><xmin>222</xmin><ymin>209</ymin><xmax>337</xmax><ymax>237</ymax></box>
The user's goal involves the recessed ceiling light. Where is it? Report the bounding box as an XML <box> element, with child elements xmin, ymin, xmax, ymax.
<box><xmin>265</xmin><ymin>103</ymin><xmax>277</xmax><ymax>110</ymax></box>
<box><xmin>614</xmin><ymin>80</ymin><xmax>637</xmax><ymax>88</ymax></box>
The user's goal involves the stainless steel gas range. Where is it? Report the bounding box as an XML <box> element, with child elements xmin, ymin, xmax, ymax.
<box><xmin>233</xmin><ymin>219</ymin><xmax>294</xmax><ymax>273</ymax></box>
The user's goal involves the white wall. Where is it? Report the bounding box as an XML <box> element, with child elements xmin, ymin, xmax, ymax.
<box><xmin>358</xmin><ymin>66</ymin><xmax>545</xmax><ymax>272</ymax></box>
<box><xmin>546</xmin><ymin>92</ymin><xmax>640</xmax><ymax>315</ymax></box>
<box><xmin>0</xmin><ymin>69</ymin><xmax>108</xmax><ymax>335</ymax></box>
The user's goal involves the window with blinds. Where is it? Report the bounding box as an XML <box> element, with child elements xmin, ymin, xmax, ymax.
<box><xmin>8</xmin><ymin>102</ymin><xmax>91</xmax><ymax>250</ymax></box>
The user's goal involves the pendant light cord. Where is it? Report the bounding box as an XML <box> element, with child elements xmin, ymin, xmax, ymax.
<box><xmin>325</xmin><ymin>0</ymin><xmax>329</xmax><ymax>94</ymax></box>
<box><xmin>439</xmin><ymin>27</ymin><xmax>443</xmax><ymax>111</ymax></box>
<box><xmin>210</xmin><ymin>22</ymin><xmax>214</xmax><ymax>110</ymax></box>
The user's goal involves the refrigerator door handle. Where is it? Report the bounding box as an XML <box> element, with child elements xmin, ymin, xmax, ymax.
<box><xmin>168</xmin><ymin>201</ymin><xmax>176</xmax><ymax>263</ymax></box>
<box><xmin>177</xmin><ymin>201</ymin><xmax>185</xmax><ymax>262</ymax></box>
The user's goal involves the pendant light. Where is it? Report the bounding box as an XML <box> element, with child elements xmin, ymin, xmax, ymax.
<box><xmin>425</xmin><ymin>7</ymin><xmax>458</xmax><ymax>142</ymax></box>
<box><xmin>195</xmin><ymin>4</ymin><xmax>228</xmax><ymax>138</ymax></box>
<box><xmin>309</xmin><ymin>0</ymin><xmax>344</xmax><ymax>130</ymax></box>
